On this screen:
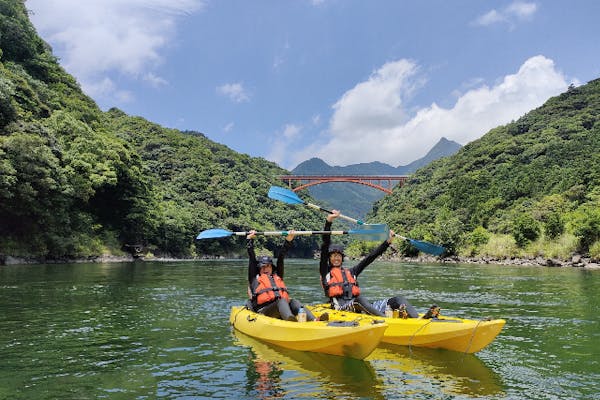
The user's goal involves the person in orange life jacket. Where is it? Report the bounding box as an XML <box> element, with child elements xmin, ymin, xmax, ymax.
<box><xmin>247</xmin><ymin>230</ymin><xmax>318</xmax><ymax>322</ymax></box>
<box><xmin>320</xmin><ymin>210</ymin><xmax>420</xmax><ymax>318</ymax></box>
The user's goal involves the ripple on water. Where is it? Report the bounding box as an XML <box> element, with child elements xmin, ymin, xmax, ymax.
<box><xmin>2</xmin><ymin>261</ymin><xmax>599</xmax><ymax>399</ymax></box>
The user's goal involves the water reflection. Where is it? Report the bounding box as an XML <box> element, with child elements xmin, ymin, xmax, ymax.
<box><xmin>233</xmin><ymin>329</ymin><xmax>504</xmax><ymax>399</ymax></box>
<box><xmin>3</xmin><ymin>261</ymin><xmax>599</xmax><ymax>399</ymax></box>
<box><xmin>367</xmin><ymin>344</ymin><xmax>504</xmax><ymax>397</ymax></box>
<box><xmin>245</xmin><ymin>358</ymin><xmax>285</xmax><ymax>399</ymax></box>
<box><xmin>233</xmin><ymin>330</ymin><xmax>385</xmax><ymax>399</ymax></box>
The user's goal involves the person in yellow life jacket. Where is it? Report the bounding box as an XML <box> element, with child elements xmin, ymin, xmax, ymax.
<box><xmin>320</xmin><ymin>210</ymin><xmax>419</xmax><ymax>318</ymax></box>
<box><xmin>247</xmin><ymin>230</ymin><xmax>320</xmax><ymax>322</ymax></box>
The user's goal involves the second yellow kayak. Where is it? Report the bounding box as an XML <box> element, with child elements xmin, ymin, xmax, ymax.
<box><xmin>306</xmin><ymin>304</ymin><xmax>505</xmax><ymax>353</ymax></box>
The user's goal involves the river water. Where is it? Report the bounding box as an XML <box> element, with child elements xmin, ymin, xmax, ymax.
<box><xmin>1</xmin><ymin>260</ymin><xmax>599</xmax><ymax>399</ymax></box>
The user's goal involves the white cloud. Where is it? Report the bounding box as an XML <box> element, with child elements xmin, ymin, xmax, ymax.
<box><xmin>216</xmin><ymin>83</ymin><xmax>251</xmax><ymax>103</ymax></box>
<box><xmin>288</xmin><ymin>55</ymin><xmax>568</xmax><ymax>168</ymax></box>
<box><xmin>144</xmin><ymin>72</ymin><xmax>169</xmax><ymax>88</ymax></box>
<box><xmin>267</xmin><ymin>124</ymin><xmax>303</xmax><ymax>167</ymax></box>
<box><xmin>329</xmin><ymin>59</ymin><xmax>422</xmax><ymax>138</ymax></box>
<box><xmin>85</xmin><ymin>77</ymin><xmax>134</xmax><ymax>103</ymax></box>
<box><xmin>473</xmin><ymin>1</ymin><xmax>538</xmax><ymax>28</ymax></box>
<box><xmin>27</xmin><ymin>0</ymin><xmax>204</xmax><ymax>101</ymax></box>
<box><xmin>282</xmin><ymin>124</ymin><xmax>301</xmax><ymax>139</ymax></box>
<box><xmin>507</xmin><ymin>2</ymin><xmax>538</xmax><ymax>19</ymax></box>
<box><xmin>223</xmin><ymin>122</ymin><xmax>235</xmax><ymax>133</ymax></box>
<box><xmin>273</xmin><ymin>40</ymin><xmax>291</xmax><ymax>71</ymax></box>
<box><xmin>474</xmin><ymin>10</ymin><xmax>507</xmax><ymax>26</ymax></box>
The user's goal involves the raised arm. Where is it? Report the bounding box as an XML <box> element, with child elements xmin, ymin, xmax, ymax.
<box><xmin>352</xmin><ymin>229</ymin><xmax>395</xmax><ymax>276</ymax></box>
<box><xmin>320</xmin><ymin>210</ymin><xmax>340</xmax><ymax>278</ymax></box>
<box><xmin>276</xmin><ymin>230</ymin><xmax>295</xmax><ymax>279</ymax></box>
<box><xmin>247</xmin><ymin>230</ymin><xmax>259</xmax><ymax>284</ymax></box>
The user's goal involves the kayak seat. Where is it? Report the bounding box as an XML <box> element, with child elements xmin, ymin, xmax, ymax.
<box><xmin>327</xmin><ymin>321</ymin><xmax>359</xmax><ymax>327</ymax></box>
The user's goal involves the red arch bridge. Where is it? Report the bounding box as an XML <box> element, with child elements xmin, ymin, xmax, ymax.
<box><xmin>278</xmin><ymin>175</ymin><xmax>410</xmax><ymax>194</ymax></box>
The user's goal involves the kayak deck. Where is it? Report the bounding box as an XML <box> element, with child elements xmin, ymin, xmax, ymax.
<box><xmin>230</xmin><ymin>306</ymin><xmax>387</xmax><ymax>359</ymax></box>
<box><xmin>306</xmin><ymin>304</ymin><xmax>505</xmax><ymax>353</ymax></box>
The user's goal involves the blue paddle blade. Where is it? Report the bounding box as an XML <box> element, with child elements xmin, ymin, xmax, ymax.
<box><xmin>196</xmin><ymin>228</ymin><xmax>233</xmax><ymax>240</ymax></box>
<box><xmin>349</xmin><ymin>224</ymin><xmax>389</xmax><ymax>241</ymax></box>
<box><xmin>407</xmin><ymin>239</ymin><xmax>446</xmax><ymax>256</ymax></box>
<box><xmin>268</xmin><ymin>186</ymin><xmax>305</xmax><ymax>205</ymax></box>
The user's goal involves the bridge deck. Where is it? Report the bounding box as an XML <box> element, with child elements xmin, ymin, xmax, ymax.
<box><xmin>279</xmin><ymin>175</ymin><xmax>409</xmax><ymax>180</ymax></box>
<box><xmin>278</xmin><ymin>175</ymin><xmax>410</xmax><ymax>194</ymax></box>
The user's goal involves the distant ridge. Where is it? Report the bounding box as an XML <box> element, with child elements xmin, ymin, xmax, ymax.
<box><xmin>292</xmin><ymin>137</ymin><xmax>461</xmax><ymax>175</ymax></box>
<box><xmin>290</xmin><ymin>137</ymin><xmax>462</xmax><ymax>219</ymax></box>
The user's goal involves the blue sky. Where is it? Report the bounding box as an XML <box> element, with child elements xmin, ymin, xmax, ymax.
<box><xmin>27</xmin><ymin>1</ymin><xmax>600</xmax><ymax>170</ymax></box>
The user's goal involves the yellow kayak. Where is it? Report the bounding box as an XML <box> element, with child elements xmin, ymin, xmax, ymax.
<box><xmin>229</xmin><ymin>306</ymin><xmax>387</xmax><ymax>359</ymax></box>
<box><xmin>306</xmin><ymin>304</ymin><xmax>505</xmax><ymax>353</ymax></box>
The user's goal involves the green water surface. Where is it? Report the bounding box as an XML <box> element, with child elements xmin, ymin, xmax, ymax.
<box><xmin>1</xmin><ymin>260</ymin><xmax>598</xmax><ymax>399</ymax></box>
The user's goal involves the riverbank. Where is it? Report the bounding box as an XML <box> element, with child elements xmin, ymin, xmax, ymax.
<box><xmin>2</xmin><ymin>253</ymin><xmax>599</xmax><ymax>269</ymax></box>
<box><xmin>384</xmin><ymin>254</ymin><xmax>600</xmax><ymax>269</ymax></box>
<box><xmin>0</xmin><ymin>252</ymin><xmax>231</xmax><ymax>265</ymax></box>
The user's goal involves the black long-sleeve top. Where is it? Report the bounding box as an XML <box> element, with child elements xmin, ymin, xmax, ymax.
<box><xmin>319</xmin><ymin>220</ymin><xmax>390</xmax><ymax>291</ymax></box>
<box><xmin>247</xmin><ymin>238</ymin><xmax>292</xmax><ymax>284</ymax></box>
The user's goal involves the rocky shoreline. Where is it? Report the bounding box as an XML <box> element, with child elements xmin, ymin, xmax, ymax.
<box><xmin>2</xmin><ymin>253</ymin><xmax>599</xmax><ymax>269</ymax></box>
<box><xmin>0</xmin><ymin>254</ymin><xmax>211</xmax><ymax>265</ymax></box>
<box><xmin>384</xmin><ymin>254</ymin><xmax>600</xmax><ymax>269</ymax></box>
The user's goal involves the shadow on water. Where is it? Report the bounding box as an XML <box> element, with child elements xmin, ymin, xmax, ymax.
<box><xmin>232</xmin><ymin>330</ymin><xmax>386</xmax><ymax>399</ymax></box>
<box><xmin>367</xmin><ymin>343</ymin><xmax>504</xmax><ymax>397</ymax></box>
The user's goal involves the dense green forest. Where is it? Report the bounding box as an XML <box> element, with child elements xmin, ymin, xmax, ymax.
<box><xmin>0</xmin><ymin>0</ymin><xmax>322</xmax><ymax>261</ymax></box>
<box><xmin>372</xmin><ymin>80</ymin><xmax>600</xmax><ymax>260</ymax></box>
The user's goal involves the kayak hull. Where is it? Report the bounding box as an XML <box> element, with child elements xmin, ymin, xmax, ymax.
<box><xmin>230</xmin><ymin>306</ymin><xmax>387</xmax><ymax>359</ymax></box>
<box><xmin>306</xmin><ymin>304</ymin><xmax>505</xmax><ymax>353</ymax></box>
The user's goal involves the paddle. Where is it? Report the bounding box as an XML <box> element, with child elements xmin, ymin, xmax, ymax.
<box><xmin>268</xmin><ymin>186</ymin><xmax>377</xmax><ymax>226</ymax></box>
<box><xmin>197</xmin><ymin>226</ymin><xmax>389</xmax><ymax>241</ymax></box>
<box><xmin>268</xmin><ymin>185</ymin><xmax>446</xmax><ymax>256</ymax></box>
<box><xmin>394</xmin><ymin>234</ymin><xmax>446</xmax><ymax>256</ymax></box>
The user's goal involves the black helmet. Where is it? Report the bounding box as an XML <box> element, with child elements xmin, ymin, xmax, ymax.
<box><xmin>257</xmin><ymin>255</ymin><xmax>273</xmax><ymax>267</ymax></box>
<box><xmin>328</xmin><ymin>244</ymin><xmax>345</xmax><ymax>256</ymax></box>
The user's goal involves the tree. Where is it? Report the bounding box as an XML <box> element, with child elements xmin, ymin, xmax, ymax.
<box><xmin>512</xmin><ymin>214</ymin><xmax>540</xmax><ymax>248</ymax></box>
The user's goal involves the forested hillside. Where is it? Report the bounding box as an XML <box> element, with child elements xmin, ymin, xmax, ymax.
<box><xmin>3</xmin><ymin>0</ymin><xmax>599</xmax><ymax>263</ymax></box>
<box><xmin>372</xmin><ymin>81</ymin><xmax>600</xmax><ymax>260</ymax></box>
<box><xmin>103</xmin><ymin>110</ymin><xmax>323</xmax><ymax>258</ymax></box>
<box><xmin>0</xmin><ymin>0</ymin><xmax>321</xmax><ymax>261</ymax></box>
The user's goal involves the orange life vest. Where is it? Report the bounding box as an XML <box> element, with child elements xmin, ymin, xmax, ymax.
<box><xmin>324</xmin><ymin>267</ymin><xmax>360</xmax><ymax>300</ymax></box>
<box><xmin>252</xmin><ymin>273</ymin><xmax>290</xmax><ymax>305</ymax></box>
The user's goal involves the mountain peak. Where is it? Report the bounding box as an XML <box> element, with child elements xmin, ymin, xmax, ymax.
<box><xmin>400</xmin><ymin>137</ymin><xmax>462</xmax><ymax>171</ymax></box>
<box><xmin>292</xmin><ymin>158</ymin><xmax>333</xmax><ymax>174</ymax></box>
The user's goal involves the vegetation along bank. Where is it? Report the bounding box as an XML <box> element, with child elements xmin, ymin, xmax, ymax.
<box><xmin>1</xmin><ymin>0</ymin><xmax>599</xmax><ymax>265</ymax></box>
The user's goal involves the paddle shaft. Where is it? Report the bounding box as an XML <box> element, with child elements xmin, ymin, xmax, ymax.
<box><xmin>268</xmin><ymin>186</ymin><xmax>366</xmax><ymax>224</ymax></box>
<box><xmin>267</xmin><ymin>186</ymin><xmax>444</xmax><ymax>254</ymax></box>
<box><xmin>305</xmin><ymin>203</ymin><xmax>365</xmax><ymax>225</ymax></box>
<box><xmin>230</xmin><ymin>230</ymin><xmax>365</xmax><ymax>236</ymax></box>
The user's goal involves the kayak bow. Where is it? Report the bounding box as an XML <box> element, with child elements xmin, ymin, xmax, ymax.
<box><xmin>230</xmin><ymin>306</ymin><xmax>387</xmax><ymax>359</ymax></box>
<box><xmin>306</xmin><ymin>304</ymin><xmax>505</xmax><ymax>353</ymax></box>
